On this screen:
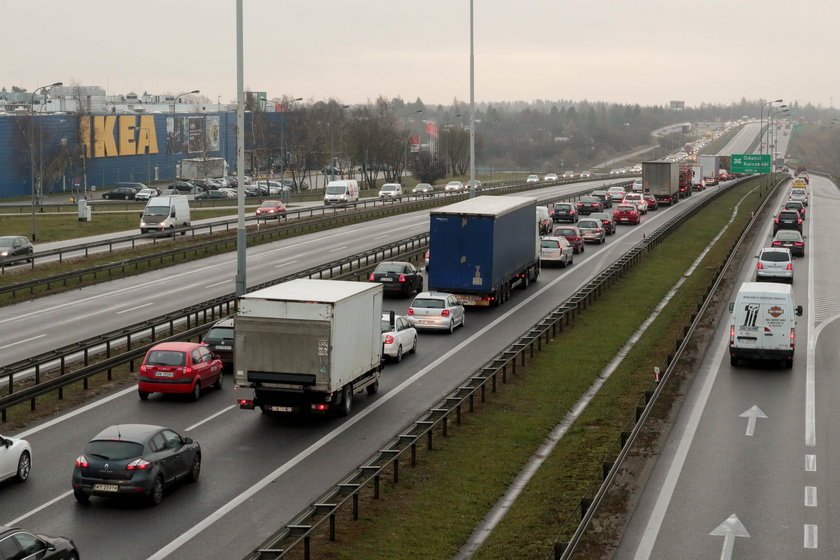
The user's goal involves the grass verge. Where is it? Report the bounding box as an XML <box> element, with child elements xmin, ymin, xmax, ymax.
<box><xmin>295</xmin><ymin>180</ymin><xmax>765</xmax><ymax>560</ymax></box>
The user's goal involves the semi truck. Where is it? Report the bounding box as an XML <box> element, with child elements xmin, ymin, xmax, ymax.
<box><xmin>642</xmin><ymin>161</ymin><xmax>680</xmax><ymax>205</ymax></box>
<box><xmin>690</xmin><ymin>165</ymin><xmax>705</xmax><ymax>190</ymax></box>
<box><xmin>428</xmin><ymin>196</ymin><xmax>540</xmax><ymax>307</ymax></box>
<box><xmin>698</xmin><ymin>155</ymin><xmax>721</xmax><ymax>181</ymax></box>
<box><xmin>234</xmin><ymin>279</ymin><xmax>383</xmax><ymax>417</ymax></box>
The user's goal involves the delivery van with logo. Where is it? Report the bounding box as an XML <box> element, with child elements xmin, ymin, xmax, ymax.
<box><xmin>728</xmin><ymin>282</ymin><xmax>803</xmax><ymax>368</ymax></box>
<box><xmin>324</xmin><ymin>180</ymin><xmax>360</xmax><ymax>206</ymax></box>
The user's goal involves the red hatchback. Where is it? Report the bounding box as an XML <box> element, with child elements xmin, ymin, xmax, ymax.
<box><xmin>552</xmin><ymin>226</ymin><xmax>584</xmax><ymax>254</ymax></box>
<box><xmin>255</xmin><ymin>200</ymin><xmax>287</xmax><ymax>219</ymax></box>
<box><xmin>138</xmin><ymin>342</ymin><xmax>223</xmax><ymax>401</ymax></box>
<box><xmin>613</xmin><ymin>204</ymin><xmax>641</xmax><ymax>225</ymax></box>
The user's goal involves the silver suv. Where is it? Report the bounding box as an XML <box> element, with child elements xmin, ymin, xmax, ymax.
<box><xmin>755</xmin><ymin>247</ymin><xmax>793</xmax><ymax>283</ymax></box>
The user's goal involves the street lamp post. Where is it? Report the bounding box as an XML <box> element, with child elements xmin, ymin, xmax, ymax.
<box><xmin>468</xmin><ymin>0</ymin><xmax>476</xmax><ymax>198</ymax></box>
<box><xmin>172</xmin><ymin>90</ymin><xmax>200</xmax><ymax>113</ymax></box>
<box><xmin>30</xmin><ymin>81</ymin><xmax>62</xmax><ymax>242</ymax></box>
<box><xmin>403</xmin><ymin>109</ymin><xmax>423</xmax><ymax>180</ymax></box>
<box><xmin>768</xmin><ymin>107</ymin><xmax>788</xmax><ymax>170</ymax></box>
<box><xmin>759</xmin><ymin>99</ymin><xmax>782</xmax><ymax>157</ymax></box>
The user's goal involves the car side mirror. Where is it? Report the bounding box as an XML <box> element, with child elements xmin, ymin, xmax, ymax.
<box><xmin>183</xmin><ymin>437</ymin><xmax>194</xmax><ymax>444</ymax></box>
<box><xmin>728</xmin><ymin>302</ymin><xmax>734</xmax><ymax>312</ymax></box>
<box><xmin>796</xmin><ymin>305</ymin><xmax>803</xmax><ymax>316</ymax></box>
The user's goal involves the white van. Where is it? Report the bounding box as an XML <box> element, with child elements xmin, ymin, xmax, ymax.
<box><xmin>378</xmin><ymin>183</ymin><xmax>403</xmax><ymax>200</ymax></box>
<box><xmin>324</xmin><ymin>180</ymin><xmax>360</xmax><ymax>206</ymax></box>
<box><xmin>728</xmin><ymin>282</ymin><xmax>803</xmax><ymax>368</ymax></box>
<box><xmin>140</xmin><ymin>195</ymin><xmax>191</xmax><ymax>235</ymax></box>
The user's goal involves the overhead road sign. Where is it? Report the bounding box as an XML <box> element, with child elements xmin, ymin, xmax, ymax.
<box><xmin>731</xmin><ymin>154</ymin><xmax>770</xmax><ymax>174</ymax></box>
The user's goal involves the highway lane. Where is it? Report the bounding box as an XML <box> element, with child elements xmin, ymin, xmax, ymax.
<box><xmin>0</xmin><ymin>186</ymin><xmax>727</xmax><ymax>559</ymax></box>
<box><xmin>716</xmin><ymin>122</ymin><xmax>760</xmax><ymax>155</ymax></box>
<box><xmin>0</xmin><ymin>179</ymin><xmax>632</xmax><ymax>367</ymax></box>
<box><xmin>615</xmin><ymin>176</ymin><xmax>838</xmax><ymax>559</ymax></box>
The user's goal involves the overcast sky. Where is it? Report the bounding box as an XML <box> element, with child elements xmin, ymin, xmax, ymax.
<box><xmin>6</xmin><ymin>0</ymin><xmax>836</xmax><ymax>109</ymax></box>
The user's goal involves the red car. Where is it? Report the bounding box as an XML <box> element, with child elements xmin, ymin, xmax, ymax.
<box><xmin>255</xmin><ymin>200</ymin><xmax>287</xmax><ymax>219</ymax></box>
<box><xmin>138</xmin><ymin>342</ymin><xmax>224</xmax><ymax>401</ymax></box>
<box><xmin>552</xmin><ymin>226</ymin><xmax>584</xmax><ymax>253</ymax></box>
<box><xmin>613</xmin><ymin>204</ymin><xmax>641</xmax><ymax>225</ymax></box>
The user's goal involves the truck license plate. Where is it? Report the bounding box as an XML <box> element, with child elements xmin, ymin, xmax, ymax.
<box><xmin>94</xmin><ymin>484</ymin><xmax>119</xmax><ymax>492</ymax></box>
<box><xmin>270</xmin><ymin>406</ymin><xmax>295</xmax><ymax>413</ymax></box>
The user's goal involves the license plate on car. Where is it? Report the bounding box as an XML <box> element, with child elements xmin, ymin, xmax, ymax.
<box><xmin>216</xmin><ymin>345</ymin><xmax>232</xmax><ymax>351</ymax></box>
<box><xmin>156</xmin><ymin>371</ymin><xmax>175</xmax><ymax>377</ymax></box>
<box><xmin>380</xmin><ymin>278</ymin><xmax>393</xmax><ymax>282</ymax></box>
<box><xmin>94</xmin><ymin>484</ymin><xmax>119</xmax><ymax>492</ymax></box>
<box><xmin>419</xmin><ymin>320</ymin><xmax>435</xmax><ymax>324</ymax></box>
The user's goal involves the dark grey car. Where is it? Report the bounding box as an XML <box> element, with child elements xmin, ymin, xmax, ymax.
<box><xmin>0</xmin><ymin>236</ymin><xmax>33</xmax><ymax>265</ymax></box>
<box><xmin>0</xmin><ymin>525</ymin><xmax>78</xmax><ymax>560</ymax></box>
<box><xmin>202</xmin><ymin>317</ymin><xmax>234</xmax><ymax>372</ymax></box>
<box><xmin>72</xmin><ymin>424</ymin><xmax>200</xmax><ymax>506</ymax></box>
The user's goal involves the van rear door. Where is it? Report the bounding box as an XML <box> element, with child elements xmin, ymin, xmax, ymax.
<box><xmin>733</xmin><ymin>301</ymin><xmax>791</xmax><ymax>352</ymax></box>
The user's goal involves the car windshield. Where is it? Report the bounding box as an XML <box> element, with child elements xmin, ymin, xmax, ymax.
<box><xmin>412</xmin><ymin>298</ymin><xmax>445</xmax><ymax>309</ymax></box>
<box><xmin>761</xmin><ymin>251</ymin><xmax>790</xmax><ymax>262</ymax></box>
<box><xmin>448</xmin><ymin>182</ymin><xmax>461</xmax><ymax>186</ymax></box>
<box><xmin>144</xmin><ymin>206</ymin><xmax>170</xmax><ymax>217</ymax></box>
<box><xmin>85</xmin><ymin>440</ymin><xmax>144</xmax><ymax>461</ymax></box>
<box><xmin>779</xmin><ymin>212</ymin><xmax>799</xmax><ymax>219</ymax></box>
<box><xmin>578</xmin><ymin>221</ymin><xmax>598</xmax><ymax>228</ymax></box>
<box><xmin>556</xmin><ymin>204</ymin><xmax>571</xmax><ymax>211</ymax></box>
<box><xmin>540</xmin><ymin>240</ymin><xmax>560</xmax><ymax>248</ymax></box>
<box><xmin>616</xmin><ymin>205</ymin><xmax>635</xmax><ymax>212</ymax></box>
<box><xmin>375</xmin><ymin>263</ymin><xmax>407</xmax><ymax>273</ymax></box>
<box><xmin>146</xmin><ymin>350</ymin><xmax>187</xmax><ymax>366</ymax></box>
<box><xmin>261</xmin><ymin>201</ymin><xmax>280</xmax><ymax>208</ymax></box>
<box><xmin>205</xmin><ymin>327</ymin><xmax>233</xmax><ymax>340</ymax></box>
<box><xmin>554</xmin><ymin>229</ymin><xmax>575</xmax><ymax>236</ymax></box>
<box><xmin>0</xmin><ymin>239</ymin><xmax>16</xmax><ymax>248</ymax></box>
<box><xmin>325</xmin><ymin>186</ymin><xmax>348</xmax><ymax>194</ymax></box>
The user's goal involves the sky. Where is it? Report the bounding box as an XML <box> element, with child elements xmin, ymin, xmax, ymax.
<box><xmin>5</xmin><ymin>0</ymin><xmax>838</xmax><ymax>110</ymax></box>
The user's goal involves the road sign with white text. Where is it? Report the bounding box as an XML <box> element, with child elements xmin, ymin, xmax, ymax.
<box><xmin>731</xmin><ymin>154</ymin><xmax>770</xmax><ymax>174</ymax></box>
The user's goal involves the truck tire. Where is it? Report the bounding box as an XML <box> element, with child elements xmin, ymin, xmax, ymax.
<box><xmin>366</xmin><ymin>378</ymin><xmax>380</xmax><ymax>395</ymax></box>
<box><xmin>338</xmin><ymin>384</ymin><xmax>353</xmax><ymax>417</ymax></box>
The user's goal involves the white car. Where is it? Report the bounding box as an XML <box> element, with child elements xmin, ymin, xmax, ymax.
<box><xmin>631</xmin><ymin>178</ymin><xmax>643</xmax><ymax>192</ymax></box>
<box><xmin>378</xmin><ymin>183</ymin><xmax>403</xmax><ymax>200</ymax></box>
<box><xmin>0</xmin><ymin>433</ymin><xmax>32</xmax><ymax>483</ymax></box>
<box><xmin>526</xmin><ymin>175</ymin><xmax>540</xmax><ymax>183</ymax></box>
<box><xmin>607</xmin><ymin>186</ymin><xmax>627</xmax><ymax>201</ymax></box>
<box><xmin>540</xmin><ymin>237</ymin><xmax>573</xmax><ymax>267</ymax></box>
<box><xmin>562</xmin><ymin>171</ymin><xmax>576</xmax><ymax>178</ymax></box>
<box><xmin>445</xmin><ymin>180</ymin><xmax>465</xmax><ymax>192</ymax></box>
<box><xmin>381</xmin><ymin>313</ymin><xmax>418</xmax><ymax>362</ymax></box>
<box><xmin>622</xmin><ymin>193</ymin><xmax>648</xmax><ymax>214</ymax></box>
<box><xmin>135</xmin><ymin>188</ymin><xmax>158</xmax><ymax>201</ymax></box>
<box><xmin>408</xmin><ymin>291</ymin><xmax>465</xmax><ymax>333</ymax></box>
<box><xmin>544</xmin><ymin>173</ymin><xmax>559</xmax><ymax>181</ymax></box>
<box><xmin>579</xmin><ymin>171</ymin><xmax>593</xmax><ymax>178</ymax></box>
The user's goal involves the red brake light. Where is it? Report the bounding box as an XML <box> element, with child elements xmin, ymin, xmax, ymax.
<box><xmin>398</xmin><ymin>274</ymin><xmax>406</xmax><ymax>282</ymax></box>
<box><xmin>795</xmin><ymin>242</ymin><xmax>804</xmax><ymax>246</ymax></box>
<box><xmin>75</xmin><ymin>455</ymin><xmax>89</xmax><ymax>468</ymax></box>
<box><xmin>184</xmin><ymin>367</ymin><xmax>192</xmax><ymax>375</ymax></box>
<box><xmin>407</xmin><ymin>308</ymin><xmax>414</xmax><ymax>315</ymax></box>
<box><xmin>772</xmin><ymin>241</ymin><xmax>780</xmax><ymax>247</ymax></box>
<box><xmin>126</xmin><ymin>458</ymin><xmax>152</xmax><ymax>471</ymax></box>
<box><xmin>384</xmin><ymin>335</ymin><xmax>394</xmax><ymax>344</ymax></box>
<box><xmin>140</xmin><ymin>365</ymin><xmax>147</xmax><ymax>373</ymax></box>
<box><xmin>441</xmin><ymin>309</ymin><xmax>450</xmax><ymax>317</ymax></box>
<box><xmin>576</xmin><ymin>202</ymin><xmax>583</xmax><ymax>206</ymax></box>
<box><xmin>369</xmin><ymin>273</ymin><xmax>375</xmax><ymax>281</ymax></box>
<box><xmin>757</xmin><ymin>262</ymin><xmax>764</xmax><ymax>270</ymax></box>
<box><xmin>787</xmin><ymin>263</ymin><xmax>793</xmax><ymax>271</ymax></box>
<box><xmin>729</xmin><ymin>325</ymin><xmax>735</xmax><ymax>345</ymax></box>
<box><xmin>790</xmin><ymin>328</ymin><xmax>796</xmax><ymax>347</ymax></box>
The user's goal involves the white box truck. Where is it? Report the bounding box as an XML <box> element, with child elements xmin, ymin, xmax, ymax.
<box><xmin>139</xmin><ymin>195</ymin><xmax>191</xmax><ymax>235</ymax></box>
<box><xmin>729</xmin><ymin>282</ymin><xmax>803</xmax><ymax>368</ymax></box>
<box><xmin>690</xmin><ymin>165</ymin><xmax>705</xmax><ymax>190</ymax></box>
<box><xmin>234</xmin><ymin>279</ymin><xmax>383</xmax><ymax>416</ymax></box>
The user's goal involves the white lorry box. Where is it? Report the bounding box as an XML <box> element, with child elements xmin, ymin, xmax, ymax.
<box><xmin>690</xmin><ymin>165</ymin><xmax>705</xmax><ymax>189</ymax></box>
<box><xmin>729</xmin><ymin>282</ymin><xmax>803</xmax><ymax>368</ymax></box>
<box><xmin>235</xmin><ymin>279</ymin><xmax>382</xmax><ymax>416</ymax></box>
<box><xmin>324</xmin><ymin>179</ymin><xmax>360</xmax><ymax>206</ymax></box>
<box><xmin>140</xmin><ymin>195</ymin><xmax>191</xmax><ymax>234</ymax></box>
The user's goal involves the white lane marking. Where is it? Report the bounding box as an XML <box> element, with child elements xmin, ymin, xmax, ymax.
<box><xmin>0</xmin><ymin>262</ymin><xmax>228</xmax><ymax>327</ymax></box>
<box><xmin>116</xmin><ymin>302</ymin><xmax>153</xmax><ymax>315</ymax></box>
<box><xmin>373</xmin><ymin>234</ymin><xmax>389</xmax><ymax>239</ymax></box>
<box><xmin>805</xmin><ymin>486</ymin><xmax>817</xmax><ymax>507</ymax></box>
<box><xmin>328</xmin><ymin>245</ymin><xmax>348</xmax><ymax>253</ymax></box>
<box><xmin>204</xmin><ymin>280</ymin><xmax>230</xmax><ymax>289</ymax></box>
<box><xmin>185</xmin><ymin>405</ymin><xmax>236</xmax><ymax>431</ymax></box>
<box><xmin>739</xmin><ymin>406</ymin><xmax>767</xmax><ymax>437</ymax></box>
<box><xmin>6</xmin><ymin>491</ymin><xmax>72</xmax><ymax>526</ymax></box>
<box><xmin>274</xmin><ymin>259</ymin><xmax>298</xmax><ymax>268</ymax></box>
<box><xmin>805</xmin><ymin>524</ymin><xmax>818</xmax><ymax>549</ymax></box>
<box><xmin>806</xmin><ymin>197</ymin><xmax>816</xmax><ymax>447</ymax></box>
<box><xmin>805</xmin><ymin>454</ymin><xmax>816</xmax><ymax>472</ymax></box>
<box><xmin>0</xmin><ymin>334</ymin><xmax>45</xmax><ymax>351</ymax></box>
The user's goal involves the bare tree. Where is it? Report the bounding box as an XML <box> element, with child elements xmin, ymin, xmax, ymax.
<box><xmin>346</xmin><ymin>98</ymin><xmax>402</xmax><ymax>188</ymax></box>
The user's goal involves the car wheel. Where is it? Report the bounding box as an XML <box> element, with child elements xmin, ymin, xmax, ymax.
<box><xmin>460</xmin><ymin>314</ymin><xmax>466</xmax><ymax>329</ymax></box>
<box><xmin>338</xmin><ymin>384</ymin><xmax>353</xmax><ymax>417</ymax></box>
<box><xmin>784</xmin><ymin>359</ymin><xmax>793</xmax><ymax>370</ymax></box>
<box><xmin>188</xmin><ymin>454</ymin><xmax>201</xmax><ymax>483</ymax></box>
<box><xmin>124</xmin><ymin>194</ymin><xmax>130</xmax><ymax>200</ymax></box>
<box><xmin>138</xmin><ymin>390</ymin><xmax>149</xmax><ymax>401</ymax></box>
<box><xmin>74</xmin><ymin>489</ymin><xmax>90</xmax><ymax>504</ymax></box>
<box><xmin>449</xmin><ymin>320</ymin><xmax>455</xmax><ymax>334</ymax></box>
<box><xmin>15</xmin><ymin>451</ymin><xmax>31</xmax><ymax>482</ymax></box>
<box><xmin>395</xmin><ymin>345</ymin><xmax>403</xmax><ymax>363</ymax></box>
<box><xmin>191</xmin><ymin>381</ymin><xmax>201</xmax><ymax>402</ymax></box>
<box><xmin>148</xmin><ymin>476</ymin><xmax>164</xmax><ymax>506</ymax></box>
<box><xmin>410</xmin><ymin>336</ymin><xmax>418</xmax><ymax>354</ymax></box>
<box><xmin>730</xmin><ymin>356</ymin><xmax>739</xmax><ymax>367</ymax></box>
<box><xmin>213</xmin><ymin>372</ymin><xmax>224</xmax><ymax>390</ymax></box>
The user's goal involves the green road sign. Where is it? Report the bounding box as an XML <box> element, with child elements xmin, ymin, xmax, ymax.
<box><xmin>731</xmin><ymin>154</ymin><xmax>771</xmax><ymax>174</ymax></box>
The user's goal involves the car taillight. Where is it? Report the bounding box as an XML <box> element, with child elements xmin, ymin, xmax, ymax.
<box><xmin>441</xmin><ymin>309</ymin><xmax>450</xmax><ymax>317</ymax></box>
<box><xmin>795</xmin><ymin>242</ymin><xmax>804</xmax><ymax>246</ymax></box>
<box><xmin>140</xmin><ymin>365</ymin><xmax>147</xmax><ymax>373</ymax></box>
<box><xmin>384</xmin><ymin>335</ymin><xmax>394</xmax><ymax>344</ymax></box>
<box><xmin>786</xmin><ymin>263</ymin><xmax>793</xmax><ymax>271</ymax></box>
<box><xmin>75</xmin><ymin>455</ymin><xmax>89</xmax><ymax>468</ymax></box>
<box><xmin>576</xmin><ymin>202</ymin><xmax>583</xmax><ymax>206</ymax></box>
<box><xmin>184</xmin><ymin>367</ymin><xmax>192</xmax><ymax>375</ymax></box>
<box><xmin>407</xmin><ymin>308</ymin><xmax>414</xmax><ymax>315</ymax></box>
<box><xmin>729</xmin><ymin>325</ymin><xmax>735</xmax><ymax>346</ymax></box>
<box><xmin>757</xmin><ymin>262</ymin><xmax>764</xmax><ymax>270</ymax></box>
<box><xmin>790</xmin><ymin>328</ymin><xmax>796</xmax><ymax>348</ymax></box>
<box><xmin>398</xmin><ymin>275</ymin><xmax>406</xmax><ymax>282</ymax></box>
<box><xmin>127</xmin><ymin>458</ymin><xmax>152</xmax><ymax>471</ymax></box>
<box><xmin>774</xmin><ymin>216</ymin><xmax>780</xmax><ymax>223</ymax></box>
<box><xmin>369</xmin><ymin>273</ymin><xmax>375</xmax><ymax>281</ymax></box>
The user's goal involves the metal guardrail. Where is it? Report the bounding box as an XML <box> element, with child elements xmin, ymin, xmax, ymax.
<box><xmin>0</xmin><ymin>234</ymin><xmax>429</xmax><ymax>420</ymax></box>
<box><xmin>240</xmin><ymin>177</ymin><xmax>749</xmax><ymax>560</ymax></box>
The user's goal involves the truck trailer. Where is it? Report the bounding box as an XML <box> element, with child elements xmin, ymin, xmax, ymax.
<box><xmin>642</xmin><ymin>161</ymin><xmax>680</xmax><ymax>205</ymax></box>
<box><xmin>428</xmin><ymin>196</ymin><xmax>540</xmax><ymax>306</ymax></box>
<box><xmin>698</xmin><ymin>155</ymin><xmax>721</xmax><ymax>182</ymax></box>
<box><xmin>234</xmin><ymin>279</ymin><xmax>383</xmax><ymax>416</ymax></box>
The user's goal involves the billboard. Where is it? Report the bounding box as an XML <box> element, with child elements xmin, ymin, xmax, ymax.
<box><xmin>166</xmin><ymin>115</ymin><xmax>220</xmax><ymax>154</ymax></box>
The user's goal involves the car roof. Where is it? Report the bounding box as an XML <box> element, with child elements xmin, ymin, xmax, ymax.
<box><xmin>413</xmin><ymin>291</ymin><xmax>454</xmax><ymax>300</ymax></box>
<box><xmin>211</xmin><ymin>317</ymin><xmax>235</xmax><ymax>328</ymax></box>
<box><xmin>760</xmin><ymin>247</ymin><xmax>791</xmax><ymax>255</ymax></box>
<box><xmin>147</xmin><ymin>341</ymin><xmax>205</xmax><ymax>352</ymax></box>
<box><xmin>91</xmin><ymin>423</ymin><xmax>166</xmax><ymax>442</ymax></box>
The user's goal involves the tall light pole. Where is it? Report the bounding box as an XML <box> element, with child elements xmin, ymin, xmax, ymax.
<box><xmin>468</xmin><ymin>0</ymin><xmax>476</xmax><ymax>198</ymax></box>
<box><xmin>403</xmin><ymin>109</ymin><xmax>423</xmax><ymax>180</ymax></box>
<box><xmin>172</xmin><ymin>89</ymin><xmax>200</xmax><ymax>113</ymax></box>
<box><xmin>30</xmin><ymin>81</ymin><xmax>62</xmax><ymax>242</ymax></box>
<box><xmin>768</xmin><ymin>106</ymin><xmax>788</xmax><ymax>170</ymax></box>
<box><xmin>337</xmin><ymin>104</ymin><xmax>350</xmax><ymax>181</ymax></box>
<box><xmin>759</xmin><ymin>99</ymin><xmax>782</xmax><ymax>157</ymax></box>
<box><xmin>280</xmin><ymin>97</ymin><xmax>302</xmax><ymax>180</ymax></box>
<box><xmin>235</xmin><ymin>0</ymin><xmax>246</xmax><ymax>297</ymax></box>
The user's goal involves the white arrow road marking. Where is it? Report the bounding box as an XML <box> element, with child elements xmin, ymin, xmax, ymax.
<box><xmin>710</xmin><ymin>514</ymin><xmax>750</xmax><ymax>560</ymax></box>
<box><xmin>739</xmin><ymin>405</ymin><xmax>767</xmax><ymax>436</ymax></box>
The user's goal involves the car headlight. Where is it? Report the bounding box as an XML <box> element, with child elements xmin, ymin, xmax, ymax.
<box><xmin>0</xmin><ymin>251</ymin><xmax>8</xmax><ymax>256</ymax></box>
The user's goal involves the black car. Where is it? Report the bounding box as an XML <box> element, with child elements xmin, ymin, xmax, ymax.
<box><xmin>102</xmin><ymin>186</ymin><xmax>139</xmax><ymax>200</ymax></box>
<box><xmin>551</xmin><ymin>203</ymin><xmax>578</xmax><ymax>223</ymax></box>
<box><xmin>773</xmin><ymin>210</ymin><xmax>803</xmax><ymax>234</ymax></box>
<box><xmin>589</xmin><ymin>190</ymin><xmax>612</xmax><ymax>208</ymax></box>
<box><xmin>588</xmin><ymin>212</ymin><xmax>616</xmax><ymax>235</ymax></box>
<box><xmin>0</xmin><ymin>236</ymin><xmax>33</xmax><ymax>265</ymax></box>
<box><xmin>0</xmin><ymin>525</ymin><xmax>78</xmax><ymax>560</ymax></box>
<box><xmin>783</xmin><ymin>201</ymin><xmax>806</xmax><ymax>219</ymax></box>
<box><xmin>772</xmin><ymin>230</ymin><xmax>805</xmax><ymax>257</ymax></box>
<box><xmin>575</xmin><ymin>196</ymin><xmax>603</xmax><ymax>215</ymax></box>
<box><xmin>72</xmin><ymin>424</ymin><xmax>201</xmax><ymax>506</ymax></box>
<box><xmin>202</xmin><ymin>317</ymin><xmax>234</xmax><ymax>372</ymax></box>
<box><xmin>369</xmin><ymin>261</ymin><xmax>424</xmax><ymax>296</ymax></box>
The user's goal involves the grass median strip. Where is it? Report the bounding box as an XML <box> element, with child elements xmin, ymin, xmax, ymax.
<box><xmin>310</xmin><ymin>182</ymin><xmax>764</xmax><ymax>560</ymax></box>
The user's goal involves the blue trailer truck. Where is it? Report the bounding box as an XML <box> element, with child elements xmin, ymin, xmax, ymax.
<box><xmin>427</xmin><ymin>196</ymin><xmax>540</xmax><ymax>306</ymax></box>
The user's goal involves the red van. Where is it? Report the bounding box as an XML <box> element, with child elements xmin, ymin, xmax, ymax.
<box><xmin>138</xmin><ymin>342</ymin><xmax>223</xmax><ymax>401</ymax></box>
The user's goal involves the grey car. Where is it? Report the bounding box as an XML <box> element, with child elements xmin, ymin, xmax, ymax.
<box><xmin>755</xmin><ymin>247</ymin><xmax>793</xmax><ymax>283</ymax></box>
<box><xmin>577</xmin><ymin>218</ymin><xmax>607</xmax><ymax>244</ymax></box>
<box><xmin>407</xmin><ymin>292</ymin><xmax>465</xmax><ymax>333</ymax></box>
